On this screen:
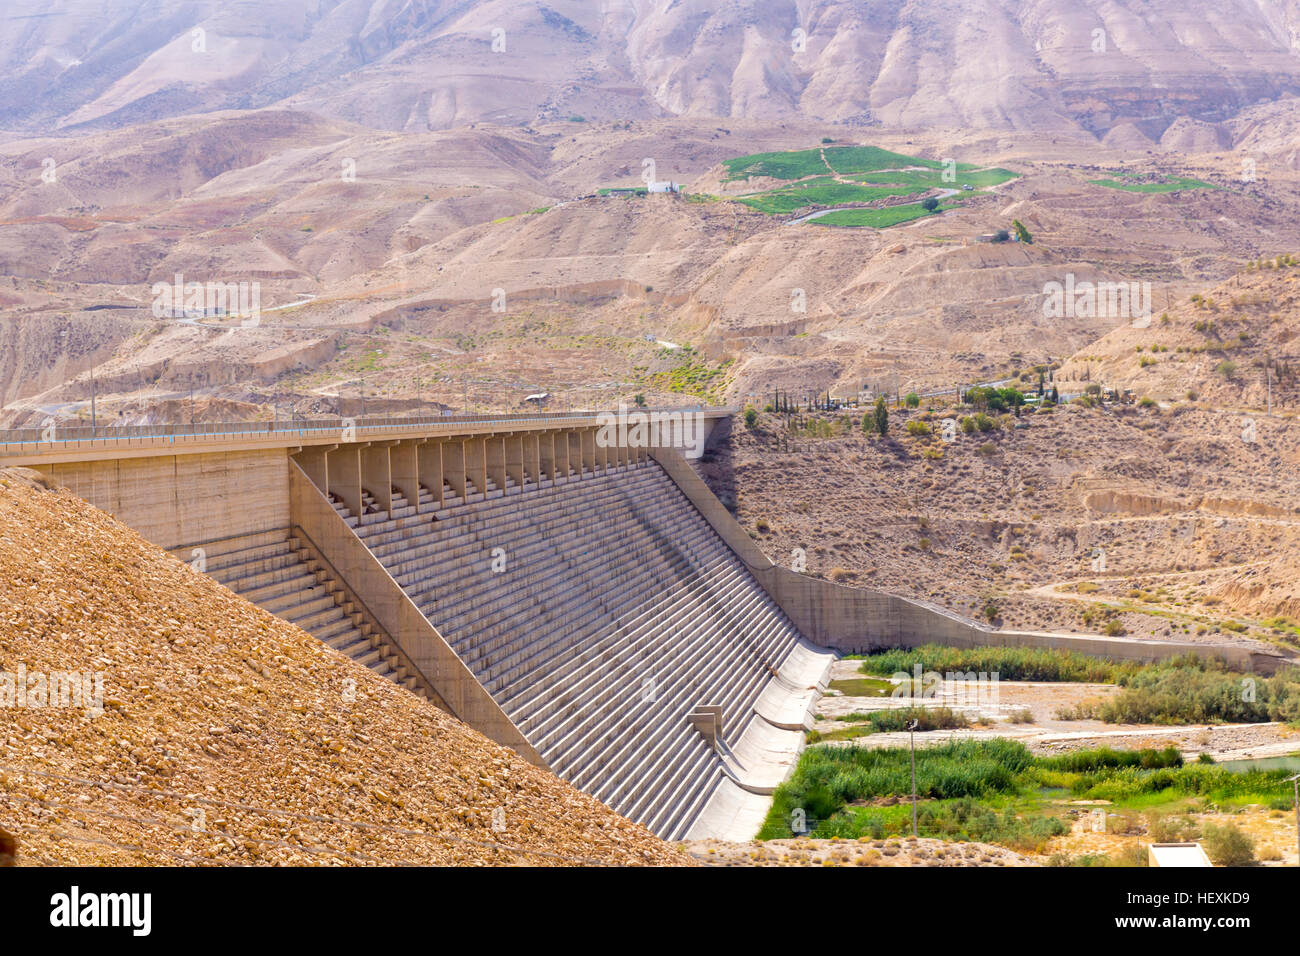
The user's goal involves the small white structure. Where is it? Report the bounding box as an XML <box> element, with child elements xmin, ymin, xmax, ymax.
<box><xmin>522</xmin><ymin>392</ymin><xmax>549</xmax><ymax>406</ymax></box>
<box><xmin>647</xmin><ymin>181</ymin><xmax>680</xmax><ymax>194</ymax></box>
<box><xmin>1149</xmin><ymin>842</ymin><xmax>1213</xmax><ymax>867</ymax></box>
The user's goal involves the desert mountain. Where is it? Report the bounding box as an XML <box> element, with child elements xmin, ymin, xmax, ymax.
<box><xmin>2</xmin><ymin>0</ymin><xmax>1299</xmax><ymax>137</ymax></box>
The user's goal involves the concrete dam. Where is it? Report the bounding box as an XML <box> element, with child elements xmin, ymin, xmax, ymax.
<box><xmin>3</xmin><ymin>408</ymin><xmax>1280</xmax><ymax>839</ymax></box>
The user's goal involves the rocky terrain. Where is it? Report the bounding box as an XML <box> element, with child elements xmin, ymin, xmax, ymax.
<box><xmin>0</xmin><ymin>467</ymin><xmax>685</xmax><ymax>866</ymax></box>
<box><xmin>686</xmin><ymin>835</ymin><xmax>1040</xmax><ymax>866</ymax></box>
<box><xmin>700</xmin><ymin>361</ymin><xmax>1300</xmax><ymax>651</ymax></box>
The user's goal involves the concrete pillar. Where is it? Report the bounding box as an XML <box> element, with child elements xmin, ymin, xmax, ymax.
<box><xmin>468</xmin><ymin>437</ymin><xmax>487</xmax><ymax>497</ymax></box>
<box><xmin>689</xmin><ymin>705</ymin><xmax>724</xmax><ymax>751</ymax></box>
<box><xmin>296</xmin><ymin>446</ymin><xmax>330</xmax><ymax>493</ymax></box>
<box><xmin>486</xmin><ymin>435</ymin><xmax>506</xmax><ymax>492</ymax></box>
<box><xmin>528</xmin><ymin>433</ymin><xmax>541</xmax><ymax>488</ymax></box>
<box><xmin>564</xmin><ymin>431</ymin><xmax>579</xmax><ymax>478</ymax></box>
<box><xmin>442</xmin><ymin>440</ymin><xmax>466</xmax><ymax>501</ymax></box>
<box><xmin>326</xmin><ymin>445</ymin><xmax>363</xmax><ymax>517</ymax></box>
<box><xmin>417</xmin><ymin>440</ymin><xmax>443</xmax><ymax>511</ymax></box>
<box><xmin>361</xmin><ymin>443</ymin><xmax>393</xmax><ymax>513</ymax></box>
<box><xmin>390</xmin><ymin>440</ymin><xmax>421</xmax><ymax>511</ymax></box>
<box><xmin>560</xmin><ymin>429</ymin><xmax>573</xmax><ymax>480</ymax></box>
<box><xmin>505</xmin><ymin>434</ymin><xmax>524</xmax><ymax>491</ymax></box>
<box><xmin>539</xmin><ymin>432</ymin><xmax>555</xmax><ymax>485</ymax></box>
<box><xmin>582</xmin><ymin>428</ymin><xmax>596</xmax><ymax>475</ymax></box>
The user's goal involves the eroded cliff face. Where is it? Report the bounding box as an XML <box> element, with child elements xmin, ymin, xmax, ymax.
<box><xmin>1</xmin><ymin>0</ymin><xmax>1298</xmax><ymax>135</ymax></box>
<box><xmin>0</xmin><ymin>311</ymin><xmax>132</xmax><ymax>408</ymax></box>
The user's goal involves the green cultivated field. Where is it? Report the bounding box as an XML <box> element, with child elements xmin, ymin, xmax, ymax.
<box><xmin>722</xmin><ymin>145</ymin><xmax>943</xmax><ymax>181</ymax></box>
<box><xmin>810</xmin><ymin>201</ymin><xmax>959</xmax><ymax>228</ymax></box>
<box><xmin>719</xmin><ymin>144</ymin><xmax>1018</xmax><ymax>226</ymax></box>
<box><xmin>852</xmin><ymin>166</ymin><xmax>1017</xmax><ymax>190</ymax></box>
<box><xmin>821</xmin><ymin>145</ymin><xmax>946</xmax><ymax>175</ymax></box>
<box><xmin>736</xmin><ymin>181</ymin><xmax>918</xmax><ymax>214</ymax></box>
<box><xmin>1090</xmin><ymin>176</ymin><xmax>1216</xmax><ymax>193</ymax></box>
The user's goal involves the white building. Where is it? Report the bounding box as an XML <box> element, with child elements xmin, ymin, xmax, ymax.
<box><xmin>647</xmin><ymin>181</ymin><xmax>680</xmax><ymax>194</ymax></box>
<box><xmin>1148</xmin><ymin>843</ymin><xmax>1213</xmax><ymax>867</ymax></box>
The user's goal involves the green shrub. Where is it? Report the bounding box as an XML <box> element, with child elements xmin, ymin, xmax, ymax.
<box><xmin>1147</xmin><ymin>812</ymin><xmax>1200</xmax><ymax>843</ymax></box>
<box><xmin>1037</xmin><ymin>746</ymin><xmax>1182</xmax><ymax>773</ymax></box>
<box><xmin>1201</xmin><ymin>822</ymin><xmax>1256</xmax><ymax>866</ymax></box>
<box><xmin>856</xmin><ymin>645</ymin><xmax>1134</xmax><ymax>683</ymax></box>
<box><xmin>837</xmin><ymin>706</ymin><xmax>971</xmax><ymax>733</ymax></box>
<box><xmin>1097</xmin><ymin>665</ymin><xmax>1300</xmax><ymax>724</ymax></box>
<box><xmin>761</xmin><ymin>738</ymin><xmax>1297</xmax><ymax>842</ymax></box>
<box><xmin>872</xmin><ymin>396</ymin><xmax>888</xmax><ymax>436</ymax></box>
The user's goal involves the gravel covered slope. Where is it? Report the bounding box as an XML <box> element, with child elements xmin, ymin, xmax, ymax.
<box><xmin>0</xmin><ymin>468</ymin><xmax>687</xmax><ymax>866</ymax></box>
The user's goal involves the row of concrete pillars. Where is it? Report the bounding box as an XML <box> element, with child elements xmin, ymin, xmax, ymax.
<box><xmin>292</xmin><ymin>427</ymin><xmax>653</xmax><ymax>517</ymax></box>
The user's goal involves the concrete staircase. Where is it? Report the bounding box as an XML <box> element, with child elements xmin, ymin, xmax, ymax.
<box><xmin>173</xmin><ymin>530</ymin><xmax>432</xmax><ymax>701</ymax></box>
<box><xmin>334</xmin><ymin>459</ymin><xmax>833</xmax><ymax>840</ymax></box>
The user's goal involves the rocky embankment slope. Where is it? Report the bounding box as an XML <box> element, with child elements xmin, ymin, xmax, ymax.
<box><xmin>0</xmin><ymin>468</ymin><xmax>684</xmax><ymax>866</ymax></box>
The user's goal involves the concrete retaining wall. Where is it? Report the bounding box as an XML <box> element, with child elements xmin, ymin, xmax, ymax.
<box><xmin>652</xmin><ymin>448</ymin><xmax>1289</xmax><ymax>675</ymax></box>
<box><xmin>44</xmin><ymin>448</ymin><xmax>289</xmax><ymax>551</ymax></box>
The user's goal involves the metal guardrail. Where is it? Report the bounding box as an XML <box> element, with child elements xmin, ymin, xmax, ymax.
<box><xmin>0</xmin><ymin>406</ymin><xmax>733</xmax><ymax>456</ymax></box>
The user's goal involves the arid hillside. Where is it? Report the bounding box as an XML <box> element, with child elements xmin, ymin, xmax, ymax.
<box><xmin>6</xmin><ymin>114</ymin><xmax>1300</xmax><ymax>429</ymax></box>
<box><xmin>0</xmin><ymin>468</ymin><xmax>684</xmax><ymax>866</ymax></box>
<box><xmin>703</xmin><ymin>394</ymin><xmax>1300</xmax><ymax>657</ymax></box>
<box><xmin>1056</xmin><ymin>255</ymin><xmax>1300</xmax><ymax>411</ymax></box>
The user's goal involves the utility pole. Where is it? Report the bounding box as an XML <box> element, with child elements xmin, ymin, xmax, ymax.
<box><xmin>908</xmin><ymin>718</ymin><xmax>919</xmax><ymax>838</ymax></box>
<box><xmin>90</xmin><ymin>365</ymin><xmax>98</xmax><ymax>432</ymax></box>
<box><xmin>1288</xmin><ymin>773</ymin><xmax>1300</xmax><ymax>866</ymax></box>
<box><xmin>1266</xmin><ymin>355</ymin><xmax>1273</xmax><ymax>416</ymax></box>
